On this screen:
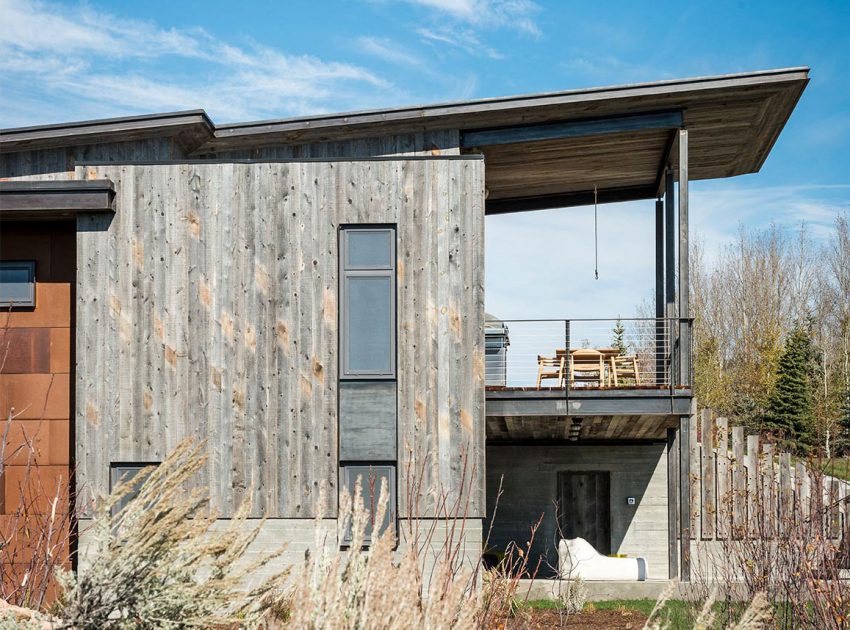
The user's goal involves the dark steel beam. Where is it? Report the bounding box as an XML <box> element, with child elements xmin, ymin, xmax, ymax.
<box><xmin>667</xmin><ymin>427</ymin><xmax>680</xmax><ymax>579</ymax></box>
<box><xmin>485</xmin><ymin>184</ymin><xmax>657</xmax><ymax>214</ymax></box>
<box><xmin>664</xmin><ymin>162</ymin><xmax>677</xmax><ymax>388</ymax></box>
<box><xmin>462</xmin><ymin>110</ymin><xmax>684</xmax><ymax>148</ymax></box>
<box><xmin>678</xmin><ymin>129</ymin><xmax>691</xmax><ymax>387</ymax></box>
<box><xmin>679</xmin><ymin>403</ymin><xmax>694</xmax><ymax>581</ymax></box>
<box><xmin>654</xmin><ymin>129</ymin><xmax>678</xmax><ymax>198</ymax></box>
<box><xmin>656</xmin><ymin>196</ymin><xmax>666</xmax><ymax>385</ymax></box>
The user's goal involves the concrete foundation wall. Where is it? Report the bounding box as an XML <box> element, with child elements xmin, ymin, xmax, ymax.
<box><xmin>76</xmin><ymin>517</ymin><xmax>483</xmax><ymax>585</ymax></box>
<box><xmin>486</xmin><ymin>443</ymin><xmax>670</xmax><ymax>579</ymax></box>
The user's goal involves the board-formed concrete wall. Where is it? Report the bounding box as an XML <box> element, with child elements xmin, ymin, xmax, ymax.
<box><xmin>485</xmin><ymin>443</ymin><xmax>670</xmax><ymax>579</ymax></box>
<box><xmin>75</xmin><ymin>517</ymin><xmax>484</xmax><ymax>587</ymax></box>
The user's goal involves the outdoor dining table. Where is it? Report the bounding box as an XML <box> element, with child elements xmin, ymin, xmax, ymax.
<box><xmin>558</xmin><ymin>348</ymin><xmax>622</xmax><ymax>387</ymax></box>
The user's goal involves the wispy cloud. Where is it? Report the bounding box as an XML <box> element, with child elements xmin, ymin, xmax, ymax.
<box><xmin>356</xmin><ymin>36</ymin><xmax>428</xmax><ymax>69</ymax></box>
<box><xmin>401</xmin><ymin>0</ymin><xmax>541</xmax><ymax>36</ymax></box>
<box><xmin>0</xmin><ymin>0</ymin><xmax>397</xmax><ymax>126</ymax></box>
<box><xmin>690</xmin><ymin>182</ymin><xmax>850</xmax><ymax>259</ymax></box>
<box><xmin>416</xmin><ymin>27</ymin><xmax>504</xmax><ymax>60</ymax></box>
<box><xmin>485</xmin><ymin>184</ymin><xmax>850</xmax><ymax>321</ymax></box>
<box><xmin>560</xmin><ymin>54</ymin><xmax>674</xmax><ymax>86</ymax></box>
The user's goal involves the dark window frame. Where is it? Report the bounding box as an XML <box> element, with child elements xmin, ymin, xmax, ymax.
<box><xmin>339</xmin><ymin>226</ymin><xmax>397</xmax><ymax>379</ymax></box>
<box><xmin>340</xmin><ymin>462</ymin><xmax>397</xmax><ymax>546</ymax></box>
<box><xmin>109</xmin><ymin>462</ymin><xmax>158</xmax><ymax>515</ymax></box>
<box><xmin>0</xmin><ymin>260</ymin><xmax>36</xmax><ymax>308</ymax></box>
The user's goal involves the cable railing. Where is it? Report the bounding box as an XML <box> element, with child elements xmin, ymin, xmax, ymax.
<box><xmin>484</xmin><ymin>317</ymin><xmax>692</xmax><ymax>393</ymax></box>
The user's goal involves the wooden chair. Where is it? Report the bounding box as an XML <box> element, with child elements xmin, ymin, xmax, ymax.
<box><xmin>609</xmin><ymin>354</ymin><xmax>640</xmax><ymax>387</ymax></box>
<box><xmin>536</xmin><ymin>355</ymin><xmax>565</xmax><ymax>389</ymax></box>
<box><xmin>569</xmin><ymin>349</ymin><xmax>605</xmax><ymax>388</ymax></box>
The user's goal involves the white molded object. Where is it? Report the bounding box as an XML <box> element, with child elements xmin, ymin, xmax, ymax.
<box><xmin>558</xmin><ymin>537</ymin><xmax>647</xmax><ymax>581</ymax></box>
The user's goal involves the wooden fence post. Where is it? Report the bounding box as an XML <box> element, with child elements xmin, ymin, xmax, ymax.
<box><xmin>795</xmin><ymin>462</ymin><xmax>809</xmax><ymax>528</ymax></box>
<box><xmin>689</xmin><ymin>412</ymin><xmax>700</xmax><ymax>540</ymax></box>
<box><xmin>732</xmin><ymin>426</ymin><xmax>745</xmax><ymax>537</ymax></box>
<box><xmin>716</xmin><ymin>417</ymin><xmax>730</xmax><ymax>539</ymax></box>
<box><xmin>762</xmin><ymin>443</ymin><xmax>775</xmax><ymax>537</ymax></box>
<box><xmin>700</xmin><ymin>409</ymin><xmax>715</xmax><ymax>539</ymax></box>
<box><xmin>779</xmin><ymin>452</ymin><xmax>792</xmax><ymax>535</ymax></box>
<box><xmin>829</xmin><ymin>478</ymin><xmax>840</xmax><ymax>539</ymax></box>
<box><xmin>840</xmin><ymin>481</ymin><xmax>850</xmax><ymax>552</ymax></box>
<box><xmin>746</xmin><ymin>433</ymin><xmax>760</xmax><ymax>537</ymax></box>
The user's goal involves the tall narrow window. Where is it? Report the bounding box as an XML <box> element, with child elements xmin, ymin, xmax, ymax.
<box><xmin>340</xmin><ymin>227</ymin><xmax>396</xmax><ymax>378</ymax></box>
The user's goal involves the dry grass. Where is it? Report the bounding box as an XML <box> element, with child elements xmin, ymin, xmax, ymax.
<box><xmin>4</xmin><ymin>431</ymin><xmax>845</xmax><ymax>628</ymax></box>
<box><xmin>52</xmin><ymin>440</ymin><xmax>289</xmax><ymax>629</ymax></box>
<box><xmin>283</xmin><ymin>481</ymin><xmax>480</xmax><ymax>629</ymax></box>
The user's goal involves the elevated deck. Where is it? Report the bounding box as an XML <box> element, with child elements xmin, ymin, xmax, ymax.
<box><xmin>484</xmin><ymin>318</ymin><xmax>692</xmax><ymax>441</ymax></box>
<box><xmin>485</xmin><ymin>388</ymin><xmax>691</xmax><ymax>441</ymax></box>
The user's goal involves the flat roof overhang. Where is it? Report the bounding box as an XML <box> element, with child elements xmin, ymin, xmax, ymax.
<box><xmin>0</xmin><ymin>69</ymin><xmax>808</xmax><ymax>213</ymax></box>
<box><xmin>0</xmin><ymin>180</ymin><xmax>115</xmax><ymax>220</ymax></box>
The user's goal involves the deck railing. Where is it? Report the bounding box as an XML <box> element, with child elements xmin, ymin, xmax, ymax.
<box><xmin>484</xmin><ymin>317</ymin><xmax>692</xmax><ymax>392</ymax></box>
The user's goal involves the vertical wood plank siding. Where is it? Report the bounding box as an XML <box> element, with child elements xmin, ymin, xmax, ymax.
<box><xmin>0</xmin><ymin>131</ymin><xmax>460</xmax><ymax>180</ymax></box>
<box><xmin>0</xmin><ymin>139</ymin><xmax>185</xmax><ymax>180</ymax></box>
<box><xmin>202</xmin><ymin>131</ymin><xmax>461</xmax><ymax>160</ymax></box>
<box><xmin>74</xmin><ymin>160</ymin><xmax>485</xmax><ymax>519</ymax></box>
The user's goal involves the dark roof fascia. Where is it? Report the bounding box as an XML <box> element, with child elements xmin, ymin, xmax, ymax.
<box><xmin>207</xmin><ymin>67</ymin><xmax>810</xmax><ymax>145</ymax></box>
<box><xmin>0</xmin><ymin>110</ymin><xmax>214</xmax><ymax>153</ymax></box>
<box><xmin>0</xmin><ymin>68</ymin><xmax>809</xmax><ymax>155</ymax></box>
<box><xmin>0</xmin><ymin>179</ymin><xmax>115</xmax><ymax>220</ymax></box>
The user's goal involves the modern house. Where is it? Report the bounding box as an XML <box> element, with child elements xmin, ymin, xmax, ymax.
<box><xmin>0</xmin><ymin>68</ymin><xmax>808</xmax><ymax>583</ymax></box>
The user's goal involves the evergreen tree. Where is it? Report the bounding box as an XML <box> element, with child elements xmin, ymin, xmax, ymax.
<box><xmin>612</xmin><ymin>318</ymin><xmax>627</xmax><ymax>355</ymax></box>
<box><xmin>764</xmin><ymin>321</ymin><xmax>817</xmax><ymax>450</ymax></box>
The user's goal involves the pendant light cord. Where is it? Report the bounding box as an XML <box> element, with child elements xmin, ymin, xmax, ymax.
<box><xmin>594</xmin><ymin>185</ymin><xmax>599</xmax><ymax>280</ymax></box>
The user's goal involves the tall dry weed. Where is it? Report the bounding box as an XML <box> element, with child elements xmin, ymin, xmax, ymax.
<box><xmin>53</xmin><ymin>439</ymin><xmax>289</xmax><ymax>629</ymax></box>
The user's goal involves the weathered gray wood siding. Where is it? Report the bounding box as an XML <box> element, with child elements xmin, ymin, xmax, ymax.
<box><xmin>1</xmin><ymin>131</ymin><xmax>460</xmax><ymax>180</ymax></box>
<box><xmin>75</xmin><ymin>159</ymin><xmax>485</xmax><ymax>519</ymax></box>
<box><xmin>199</xmin><ymin>131</ymin><xmax>460</xmax><ymax>159</ymax></box>
<box><xmin>0</xmin><ymin>139</ymin><xmax>187</xmax><ymax>180</ymax></box>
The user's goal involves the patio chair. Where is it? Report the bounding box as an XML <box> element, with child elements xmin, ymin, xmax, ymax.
<box><xmin>569</xmin><ymin>349</ymin><xmax>605</xmax><ymax>388</ymax></box>
<box><xmin>536</xmin><ymin>355</ymin><xmax>565</xmax><ymax>389</ymax></box>
<box><xmin>609</xmin><ymin>354</ymin><xmax>641</xmax><ymax>387</ymax></box>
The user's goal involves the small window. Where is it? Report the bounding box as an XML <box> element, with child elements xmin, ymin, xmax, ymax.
<box><xmin>0</xmin><ymin>261</ymin><xmax>36</xmax><ymax>308</ymax></box>
<box><xmin>110</xmin><ymin>463</ymin><xmax>156</xmax><ymax>515</ymax></box>
<box><xmin>346</xmin><ymin>230</ymin><xmax>393</xmax><ymax>269</ymax></box>
<box><xmin>341</xmin><ymin>464</ymin><xmax>396</xmax><ymax>545</ymax></box>
<box><xmin>340</xmin><ymin>227</ymin><xmax>396</xmax><ymax>378</ymax></box>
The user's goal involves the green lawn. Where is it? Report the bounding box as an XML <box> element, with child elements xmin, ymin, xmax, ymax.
<box><xmin>822</xmin><ymin>457</ymin><xmax>850</xmax><ymax>481</ymax></box>
<box><xmin>790</xmin><ymin>455</ymin><xmax>850</xmax><ymax>481</ymax></box>
<box><xmin>523</xmin><ymin>598</ymin><xmax>744</xmax><ymax>629</ymax></box>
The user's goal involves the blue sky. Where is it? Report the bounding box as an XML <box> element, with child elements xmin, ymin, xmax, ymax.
<box><xmin>2</xmin><ymin>0</ymin><xmax>848</xmax><ymax>319</ymax></box>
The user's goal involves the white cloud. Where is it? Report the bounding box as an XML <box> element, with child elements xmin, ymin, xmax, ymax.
<box><xmin>560</xmin><ymin>54</ymin><xmax>673</xmax><ymax>86</ymax></box>
<box><xmin>0</xmin><ymin>0</ymin><xmax>396</xmax><ymax>126</ymax></box>
<box><xmin>356</xmin><ymin>36</ymin><xmax>428</xmax><ymax>69</ymax></box>
<box><xmin>485</xmin><ymin>184</ymin><xmax>850</xmax><ymax>323</ymax></box>
<box><xmin>403</xmin><ymin>0</ymin><xmax>541</xmax><ymax>36</ymax></box>
<box><xmin>416</xmin><ymin>27</ymin><xmax>504</xmax><ymax>60</ymax></box>
<box><xmin>690</xmin><ymin>182</ymin><xmax>850</xmax><ymax>261</ymax></box>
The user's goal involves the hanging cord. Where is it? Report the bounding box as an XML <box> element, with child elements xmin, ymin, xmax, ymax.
<box><xmin>594</xmin><ymin>185</ymin><xmax>599</xmax><ymax>280</ymax></box>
